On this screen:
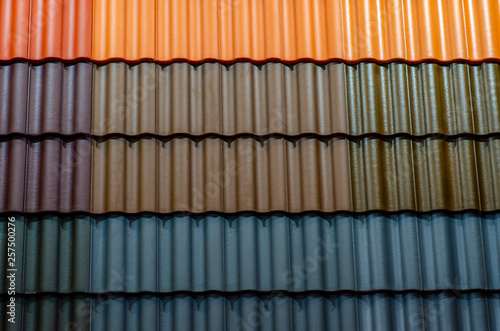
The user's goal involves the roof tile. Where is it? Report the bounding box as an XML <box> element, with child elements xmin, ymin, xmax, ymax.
<box><xmin>0</xmin><ymin>0</ymin><xmax>30</xmax><ymax>61</ymax></box>
<box><xmin>0</xmin><ymin>139</ymin><xmax>26</xmax><ymax>212</ymax></box>
<box><xmin>92</xmin><ymin>0</ymin><xmax>155</xmax><ymax>62</ymax></box>
<box><xmin>3</xmin><ymin>213</ymin><xmax>499</xmax><ymax>293</ymax></box>
<box><xmin>25</xmin><ymin>138</ymin><xmax>91</xmax><ymax>213</ymax></box>
<box><xmin>29</xmin><ymin>0</ymin><xmax>92</xmax><ymax>61</ymax></box>
<box><xmin>0</xmin><ymin>63</ymin><xmax>29</xmax><ymax>135</ymax></box>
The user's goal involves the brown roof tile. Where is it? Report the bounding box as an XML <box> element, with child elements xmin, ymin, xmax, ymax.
<box><xmin>91</xmin><ymin>137</ymin><xmax>351</xmax><ymax>213</ymax></box>
<box><xmin>92</xmin><ymin>62</ymin><xmax>500</xmax><ymax>137</ymax></box>
<box><xmin>25</xmin><ymin>138</ymin><xmax>91</xmax><ymax>213</ymax></box>
<box><xmin>0</xmin><ymin>63</ymin><xmax>29</xmax><ymax>135</ymax></box>
<box><xmin>0</xmin><ymin>138</ymin><xmax>26</xmax><ymax>212</ymax></box>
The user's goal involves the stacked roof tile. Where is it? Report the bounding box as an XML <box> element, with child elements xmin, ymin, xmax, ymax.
<box><xmin>1</xmin><ymin>1</ymin><xmax>499</xmax><ymax>330</ymax></box>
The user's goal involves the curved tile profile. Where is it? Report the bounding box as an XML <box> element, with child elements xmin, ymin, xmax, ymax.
<box><xmin>91</xmin><ymin>137</ymin><xmax>350</xmax><ymax>214</ymax></box>
<box><xmin>0</xmin><ymin>62</ymin><xmax>92</xmax><ymax>136</ymax></box>
<box><xmin>0</xmin><ymin>0</ymin><xmax>30</xmax><ymax>61</ymax></box>
<box><xmin>91</xmin><ymin>136</ymin><xmax>499</xmax><ymax>214</ymax></box>
<box><xmin>93</xmin><ymin>0</ymin><xmax>500</xmax><ymax>63</ymax></box>
<box><xmin>2</xmin><ymin>293</ymin><xmax>498</xmax><ymax>331</ymax></box>
<box><xmin>0</xmin><ymin>63</ymin><xmax>29</xmax><ymax>135</ymax></box>
<box><xmin>28</xmin><ymin>62</ymin><xmax>92</xmax><ymax>135</ymax></box>
<box><xmin>0</xmin><ymin>0</ymin><xmax>91</xmax><ymax>62</ymax></box>
<box><xmin>2</xmin><ymin>213</ymin><xmax>499</xmax><ymax>293</ymax></box>
<box><xmin>92</xmin><ymin>62</ymin><xmax>500</xmax><ymax>137</ymax></box>
<box><xmin>24</xmin><ymin>138</ymin><xmax>91</xmax><ymax>213</ymax></box>
<box><xmin>1</xmin><ymin>0</ymin><xmax>499</xmax><ymax>63</ymax></box>
<box><xmin>92</xmin><ymin>0</ymin><xmax>155</xmax><ymax>62</ymax></box>
<box><xmin>22</xmin><ymin>215</ymin><xmax>91</xmax><ymax>293</ymax></box>
<box><xmin>29</xmin><ymin>0</ymin><xmax>92</xmax><ymax>61</ymax></box>
<box><xmin>0</xmin><ymin>139</ymin><xmax>26</xmax><ymax>213</ymax></box>
<box><xmin>349</xmin><ymin>137</ymin><xmax>500</xmax><ymax>212</ymax></box>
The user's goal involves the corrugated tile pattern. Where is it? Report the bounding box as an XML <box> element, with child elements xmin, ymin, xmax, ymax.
<box><xmin>92</xmin><ymin>62</ymin><xmax>348</xmax><ymax>136</ymax></box>
<box><xmin>350</xmin><ymin>137</ymin><xmax>500</xmax><ymax>212</ymax></box>
<box><xmin>96</xmin><ymin>0</ymin><xmax>500</xmax><ymax>63</ymax></box>
<box><xmin>0</xmin><ymin>215</ymin><xmax>91</xmax><ymax>294</ymax></box>
<box><xmin>346</xmin><ymin>62</ymin><xmax>500</xmax><ymax>136</ymax></box>
<box><xmin>25</xmin><ymin>138</ymin><xmax>91</xmax><ymax>213</ymax></box>
<box><xmin>2</xmin><ymin>293</ymin><xmax>499</xmax><ymax>331</ymax></box>
<box><xmin>89</xmin><ymin>136</ymin><xmax>500</xmax><ymax>213</ymax></box>
<box><xmin>2</xmin><ymin>213</ymin><xmax>499</xmax><ymax>293</ymax></box>
<box><xmin>0</xmin><ymin>139</ymin><xmax>27</xmax><ymax>212</ymax></box>
<box><xmin>92</xmin><ymin>0</ymin><xmax>156</xmax><ymax>62</ymax></box>
<box><xmin>92</xmin><ymin>62</ymin><xmax>500</xmax><ymax>137</ymax></box>
<box><xmin>0</xmin><ymin>62</ymin><xmax>92</xmax><ymax>136</ymax></box>
<box><xmin>29</xmin><ymin>0</ymin><xmax>92</xmax><ymax>61</ymax></box>
<box><xmin>92</xmin><ymin>63</ymin><xmax>157</xmax><ymax>135</ymax></box>
<box><xmin>0</xmin><ymin>0</ymin><xmax>91</xmax><ymax>62</ymax></box>
<box><xmin>0</xmin><ymin>0</ymin><xmax>30</xmax><ymax>61</ymax></box>
<box><xmin>0</xmin><ymin>62</ymin><xmax>498</xmax><ymax>138</ymax></box>
<box><xmin>2</xmin><ymin>0</ymin><xmax>500</xmax><ymax>63</ymax></box>
<box><xmin>91</xmin><ymin>137</ymin><xmax>350</xmax><ymax>213</ymax></box>
<box><xmin>28</xmin><ymin>62</ymin><xmax>92</xmax><ymax>135</ymax></box>
<box><xmin>0</xmin><ymin>138</ymin><xmax>91</xmax><ymax>213</ymax></box>
<box><xmin>0</xmin><ymin>63</ymin><xmax>29</xmax><ymax>135</ymax></box>
<box><xmin>0</xmin><ymin>295</ymin><xmax>90</xmax><ymax>331</ymax></box>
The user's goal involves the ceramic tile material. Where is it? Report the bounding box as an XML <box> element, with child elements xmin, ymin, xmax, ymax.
<box><xmin>0</xmin><ymin>215</ymin><xmax>91</xmax><ymax>294</ymax></box>
<box><xmin>0</xmin><ymin>0</ymin><xmax>91</xmax><ymax>62</ymax></box>
<box><xmin>0</xmin><ymin>0</ymin><xmax>30</xmax><ymax>61</ymax></box>
<box><xmin>1</xmin><ymin>0</ymin><xmax>500</xmax><ymax>63</ymax></box>
<box><xmin>1</xmin><ymin>293</ymin><xmax>498</xmax><ymax>331</ymax></box>
<box><xmin>0</xmin><ymin>63</ymin><xmax>29</xmax><ymax>135</ymax></box>
<box><xmin>29</xmin><ymin>0</ymin><xmax>92</xmax><ymax>61</ymax></box>
<box><xmin>0</xmin><ymin>62</ymin><xmax>92</xmax><ymax>136</ymax></box>
<box><xmin>92</xmin><ymin>62</ymin><xmax>500</xmax><ymax>137</ymax></box>
<box><xmin>27</xmin><ymin>62</ymin><xmax>92</xmax><ymax>135</ymax></box>
<box><xmin>350</xmin><ymin>137</ymin><xmax>500</xmax><ymax>212</ymax></box>
<box><xmin>92</xmin><ymin>0</ymin><xmax>155</xmax><ymax>62</ymax></box>
<box><xmin>24</xmin><ymin>138</ymin><xmax>91</xmax><ymax>213</ymax></box>
<box><xmin>99</xmin><ymin>0</ymin><xmax>500</xmax><ymax>63</ymax></box>
<box><xmin>1</xmin><ymin>1</ymin><xmax>500</xmax><ymax>329</ymax></box>
<box><xmin>2</xmin><ymin>213</ymin><xmax>498</xmax><ymax>294</ymax></box>
<box><xmin>0</xmin><ymin>139</ymin><xmax>27</xmax><ymax>212</ymax></box>
<box><xmin>91</xmin><ymin>137</ymin><xmax>350</xmax><ymax>213</ymax></box>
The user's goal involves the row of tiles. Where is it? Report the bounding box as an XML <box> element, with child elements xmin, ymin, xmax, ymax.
<box><xmin>1</xmin><ymin>213</ymin><xmax>499</xmax><ymax>293</ymax></box>
<box><xmin>1</xmin><ymin>62</ymin><xmax>500</xmax><ymax>137</ymax></box>
<box><xmin>1</xmin><ymin>293</ymin><xmax>499</xmax><ymax>331</ymax></box>
<box><xmin>2</xmin><ymin>0</ymin><xmax>500</xmax><ymax>63</ymax></box>
<box><xmin>1</xmin><ymin>137</ymin><xmax>499</xmax><ymax>213</ymax></box>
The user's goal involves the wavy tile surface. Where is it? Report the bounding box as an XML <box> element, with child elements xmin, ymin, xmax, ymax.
<box><xmin>24</xmin><ymin>138</ymin><xmax>91</xmax><ymax>213</ymax></box>
<box><xmin>91</xmin><ymin>137</ymin><xmax>350</xmax><ymax>213</ymax></box>
<box><xmin>29</xmin><ymin>0</ymin><xmax>92</xmax><ymax>60</ymax></box>
<box><xmin>2</xmin><ymin>0</ymin><xmax>500</xmax><ymax>63</ymax></box>
<box><xmin>2</xmin><ymin>293</ymin><xmax>498</xmax><ymax>331</ymax></box>
<box><xmin>350</xmin><ymin>137</ymin><xmax>500</xmax><ymax>212</ymax></box>
<box><xmin>0</xmin><ymin>139</ymin><xmax>26</xmax><ymax>212</ymax></box>
<box><xmin>89</xmin><ymin>136</ymin><xmax>500</xmax><ymax>213</ymax></box>
<box><xmin>92</xmin><ymin>0</ymin><xmax>155</xmax><ymax>61</ymax></box>
<box><xmin>0</xmin><ymin>0</ymin><xmax>91</xmax><ymax>62</ymax></box>
<box><xmin>28</xmin><ymin>62</ymin><xmax>92</xmax><ymax>135</ymax></box>
<box><xmin>0</xmin><ymin>63</ymin><xmax>29</xmax><ymax>135</ymax></box>
<box><xmin>0</xmin><ymin>0</ymin><xmax>30</xmax><ymax>60</ymax></box>
<box><xmin>1</xmin><ymin>61</ymin><xmax>498</xmax><ymax>137</ymax></box>
<box><xmin>0</xmin><ymin>62</ymin><xmax>92</xmax><ymax>136</ymax></box>
<box><xmin>92</xmin><ymin>62</ymin><xmax>500</xmax><ymax>137</ymax></box>
<box><xmin>2</xmin><ymin>213</ymin><xmax>499</xmax><ymax>293</ymax></box>
<box><xmin>97</xmin><ymin>0</ymin><xmax>500</xmax><ymax>63</ymax></box>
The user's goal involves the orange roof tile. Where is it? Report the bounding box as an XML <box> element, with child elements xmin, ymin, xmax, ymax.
<box><xmin>0</xmin><ymin>0</ymin><xmax>30</xmax><ymax>61</ymax></box>
<box><xmin>29</xmin><ymin>0</ymin><xmax>92</xmax><ymax>61</ymax></box>
<box><xmin>93</xmin><ymin>0</ymin><xmax>155</xmax><ymax>62</ymax></box>
<box><xmin>1</xmin><ymin>0</ymin><xmax>500</xmax><ymax>63</ymax></box>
